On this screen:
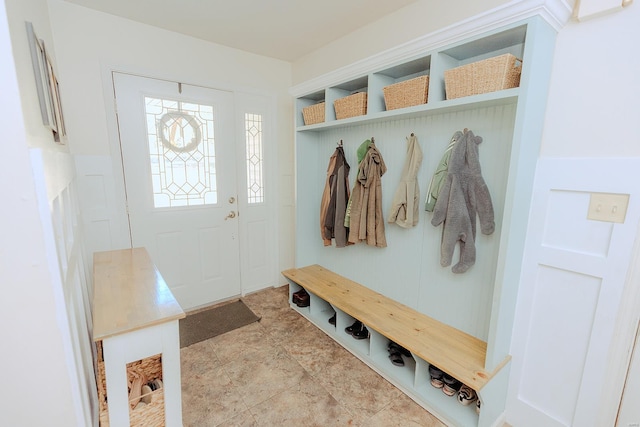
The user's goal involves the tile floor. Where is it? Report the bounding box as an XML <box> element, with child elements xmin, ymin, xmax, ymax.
<box><xmin>180</xmin><ymin>285</ymin><xmax>448</xmax><ymax>426</ymax></box>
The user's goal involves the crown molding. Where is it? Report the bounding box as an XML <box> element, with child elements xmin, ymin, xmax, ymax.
<box><xmin>290</xmin><ymin>0</ymin><xmax>572</xmax><ymax>97</ymax></box>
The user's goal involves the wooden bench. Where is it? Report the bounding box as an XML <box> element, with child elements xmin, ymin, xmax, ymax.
<box><xmin>282</xmin><ymin>264</ymin><xmax>511</xmax><ymax>426</ymax></box>
<box><xmin>93</xmin><ymin>248</ymin><xmax>185</xmax><ymax>427</ymax></box>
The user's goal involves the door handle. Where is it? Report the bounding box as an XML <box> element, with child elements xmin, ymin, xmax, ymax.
<box><xmin>225</xmin><ymin>211</ymin><xmax>237</xmax><ymax>220</ymax></box>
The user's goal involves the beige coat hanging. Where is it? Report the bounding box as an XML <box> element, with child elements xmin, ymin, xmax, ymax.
<box><xmin>348</xmin><ymin>141</ymin><xmax>387</xmax><ymax>248</ymax></box>
<box><xmin>388</xmin><ymin>134</ymin><xmax>423</xmax><ymax>228</ymax></box>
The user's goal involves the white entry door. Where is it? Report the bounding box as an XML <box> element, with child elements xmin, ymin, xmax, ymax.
<box><xmin>113</xmin><ymin>72</ymin><xmax>241</xmax><ymax>309</ymax></box>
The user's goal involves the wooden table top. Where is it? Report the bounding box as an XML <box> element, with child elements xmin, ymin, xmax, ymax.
<box><xmin>92</xmin><ymin>247</ymin><xmax>185</xmax><ymax>341</ymax></box>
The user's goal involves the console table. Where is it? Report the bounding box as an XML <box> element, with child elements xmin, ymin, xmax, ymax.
<box><xmin>93</xmin><ymin>247</ymin><xmax>185</xmax><ymax>426</ymax></box>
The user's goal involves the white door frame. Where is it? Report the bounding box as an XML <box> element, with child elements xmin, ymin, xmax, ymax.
<box><xmin>611</xmin><ymin>226</ymin><xmax>640</xmax><ymax>426</ymax></box>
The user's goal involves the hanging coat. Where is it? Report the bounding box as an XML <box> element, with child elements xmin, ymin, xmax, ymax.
<box><xmin>344</xmin><ymin>139</ymin><xmax>371</xmax><ymax>229</ymax></box>
<box><xmin>431</xmin><ymin>130</ymin><xmax>495</xmax><ymax>273</ymax></box>
<box><xmin>388</xmin><ymin>134</ymin><xmax>423</xmax><ymax>228</ymax></box>
<box><xmin>348</xmin><ymin>142</ymin><xmax>387</xmax><ymax>248</ymax></box>
<box><xmin>320</xmin><ymin>146</ymin><xmax>350</xmax><ymax>247</ymax></box>
<box><xmin>425</xmin><ymin>131</ymin><xmax>462</xmax><ymax>212</ymax></box>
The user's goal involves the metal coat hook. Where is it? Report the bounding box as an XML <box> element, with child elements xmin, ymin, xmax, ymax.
<box><xmin>338</xmin><ymin>139</ymin><xmax>343</xmax><ymax>147</ymax></box>
<box><xmin>371</xmin><ymin>137</ymin><xmax>375</xmax><ymax>143</ymax></box>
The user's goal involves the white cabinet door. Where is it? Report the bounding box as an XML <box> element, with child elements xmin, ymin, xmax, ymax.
<box><xmin>113</xmin><ymin>72</ymin><xmax>240</xmax><ymax>309</ymax></box>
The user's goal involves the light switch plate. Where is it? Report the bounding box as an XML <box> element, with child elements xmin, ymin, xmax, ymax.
<box><xmin>587</xmin><ymin>192</ymin><xmax>629</xmax><ymax>223</ymax></box>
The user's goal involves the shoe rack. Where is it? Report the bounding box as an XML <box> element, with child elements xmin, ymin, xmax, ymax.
<box><xmin>284</xmin><ymin>265</ymin><xmax>495</xmax><ymax>426</ymax></box>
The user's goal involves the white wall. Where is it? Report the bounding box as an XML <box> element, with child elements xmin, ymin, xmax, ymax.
<box><xmin>48</xmin><ymin>0</ymin><xmax>293</xmax><ymax>156</ymax></box>
<box><xmin>540</xmin><ymin>4</ymin><xmax>640</xmax><ymax>157</ymax></box>
<box><xmin>5</xmin><ymin>0</ymin><xmax>64</xmax><ymax>149</ymax></box>
<box><xmin>47</xmin><ymin>0</ymin><xmax>296</xmax><ymax>272</ymax></box>
<box><xmin>292</xmin><ymin>0</ymin><xmax>511</xmax><ymax>85</ymax></box>
<box><xmin>0</xmin><ymin>0</ymin><xmax>81</xmax><ymax>425</ymax></box>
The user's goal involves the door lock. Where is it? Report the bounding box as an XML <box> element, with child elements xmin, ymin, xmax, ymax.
<box><xmin>225</xmin><ymin>211</ymin><xmax>237</xmax><ymax>220</ymax></box>
<box><xmin>228</xmin><ymin>197</ymin><xmax>236</xmax><ymax>204</ymax></box>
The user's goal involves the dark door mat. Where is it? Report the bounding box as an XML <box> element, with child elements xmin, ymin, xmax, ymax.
<box><xmin>179</xmin><ymin>300</ymin><xmax>261</xmax><ymax>348</ymax></box>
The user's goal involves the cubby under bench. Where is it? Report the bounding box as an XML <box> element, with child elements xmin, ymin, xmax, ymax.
<box><xmin>282</xmin><ymin>265</ymin><xmax>511</xmax><ymax>427</ymax></box>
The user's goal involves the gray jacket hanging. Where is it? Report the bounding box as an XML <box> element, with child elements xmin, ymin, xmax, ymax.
<box><xmin>431</xmin><ymin>129</ymin><xmax>495</xmax><ymax>273</ymax></box>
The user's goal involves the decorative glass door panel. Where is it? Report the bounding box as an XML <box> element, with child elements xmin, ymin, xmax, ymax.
<box><xmin>145</xmin><ymin>98</ymin><xmax>217</xmax><ymax>208</ymax></box>
<box><xmin>244</xmin><ymin>113</ymin><xmax>264</xmax><ymax>204</ymax></box>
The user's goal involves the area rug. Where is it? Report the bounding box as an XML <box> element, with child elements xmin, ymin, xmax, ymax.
<box><xmin>179</xmin><ymin>300</ymin><xmax>261</xmax><ymax>348</ymax></box>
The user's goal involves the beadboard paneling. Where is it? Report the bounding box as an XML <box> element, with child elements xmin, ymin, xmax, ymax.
<box><xmin>296</xmin><ymin>103</ymin><xmax>517</xmax><ymax>339</ymax></box>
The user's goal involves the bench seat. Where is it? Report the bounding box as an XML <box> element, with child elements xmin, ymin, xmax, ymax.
<box><xmin>282</xmin><ymin>264</ymin><xmax>509</xmax><ymax>391</ymax></box>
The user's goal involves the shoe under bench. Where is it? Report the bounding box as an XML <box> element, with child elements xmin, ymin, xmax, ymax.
<box><xmin>282</xmin><ymin>264</ymin><xmax>511</xmax><ymax>427</ymax></box>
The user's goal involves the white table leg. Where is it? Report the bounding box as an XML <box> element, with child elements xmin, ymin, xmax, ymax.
<box><xmin>102</xmin><ymin>321</ymin><xmax>183</xmax><ymax>427</ymax></box>
<box><xmin>160</xmin><ymin>320</ymin><xmax>183</xmax><ymax>426</ymax></box>
<box><xmin>102</xmin><ymin>336</ymin><xmax>133</xmax><ymax>427</ymax></box>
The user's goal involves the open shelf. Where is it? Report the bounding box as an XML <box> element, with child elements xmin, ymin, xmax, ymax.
<box><xmin>283</xmin><ymin>265</ymin><xmax>507</xmax><ymax>391</ymax></box>
<box><xmin>296</xmin><ymin>88</ymin><xmax>518</xmax><ymax>132</ymax></box>
<box><xmin>285</xmin><ymin>264</ymin><xmax>491</xmax><ymax>426</ymax></box>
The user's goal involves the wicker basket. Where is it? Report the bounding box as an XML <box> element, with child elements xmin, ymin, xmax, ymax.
<box><xmin>444</xmin><ymin>54</ymin><xmax>522</xmax><ymax>100</ymax></box>
<box><xmin>302</xmin><ymin>102</ymin><xmax>325</xmax><ymax>125</ymax></box>
<box><xmin>96</xmin><ymin>341</ymin><xmax>165</xmax><ymax>427</ymax></box>
<box><xmin>383</xmin><ymin>75</ymin><xmax>429</xmax><ymax>111</ymax></box>
<box><xmin>334</xmin><ymin>92</ymin><xmax>367</xmax><ymax>120</ymax></box>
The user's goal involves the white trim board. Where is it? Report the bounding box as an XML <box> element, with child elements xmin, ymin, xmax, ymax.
<box><xmin>290</xmin><ymin>0</ymin><xmax>572</xmax><ymax>97</ymax></box>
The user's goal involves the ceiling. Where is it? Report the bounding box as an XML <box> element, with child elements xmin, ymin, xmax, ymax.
<box><xmin>62</xmin><ymin>0</ymin><xmax>421</xmax><ymax>62</ymax></box>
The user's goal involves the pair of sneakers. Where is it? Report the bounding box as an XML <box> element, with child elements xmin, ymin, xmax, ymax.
<box><xmin>345</xmin><ymin>320</ymin><xmax>369</xmax><ymax>340</ymax></box>
<box><xmin>328</xmin><ymin>313</ymin><xmax>336</xmax><ymax>325</ymax></box>
<box><xmin>388</xmin><ymin>341</ymin><xmax>411</xmax><ymax>367</ymax></box>
<box><xmin>458</xmin><ymin>383</ymin><xmax>478</xmax><ymax>408</ymax></box>
<box><xmin>133</xmin><ymin>378</ymin><xmax>163</xmax><ymax>410</ymax></box>
<box><xmin>292</xmin><ymin>289</ymin><xmax>310</xmax><ymax>307</ymax></box>
<box><xmin>428</xmin><ymin>364</ymin><xmax>478</xmax><ymax>406</ymax></box>
<box><xmin>147</xmin><ymin>378</ymin><xmax>163</xmax><ymax>391</ymax></box>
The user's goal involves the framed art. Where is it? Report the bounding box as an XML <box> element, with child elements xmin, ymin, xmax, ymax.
<box><xmin>26</xmin><ymin>21</ymin><xmax>66</xmax><ymax>143</ymax></box>
<box><xmin>45</xmin><ymin>47</ymin><xmax>66</xmax><ymax>143</ymax></box>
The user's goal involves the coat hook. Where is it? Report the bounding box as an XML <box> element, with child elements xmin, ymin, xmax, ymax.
<box><xmin>338</xmin><ymin>139</ymin><xmax>343</xmax><ymax>147</ymax></box>
<box><xmin>371</xmin><ymin>137</ymin><xmax>375</xmax><ymax>143</ymax></box>
<box><xmin>411</xmin><ymin>132</ymin><xmax>415</xmax><ymax>137</ymax></box>
<box><xmin>178</xmin><ymin>82</ymin><xmax>183</xmax><ymax>94</ymax></box>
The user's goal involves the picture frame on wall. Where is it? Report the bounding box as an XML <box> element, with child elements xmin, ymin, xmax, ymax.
<box><xmin>26</xmin><ymin>21</ymin><xmax>66</xmax><ymax>144</ymax></box>
<box><xmin>45</xmin><ymin>46</ymin><xmax>66</xmax><ymax>143</ymax></box>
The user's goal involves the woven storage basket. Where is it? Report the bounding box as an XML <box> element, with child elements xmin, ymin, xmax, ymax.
<box><xmin>96</xmin><ymin>341</ymin><xmax>165</xmax><ymax>427</ymax></box>
<box><xmin>302</xmin><ymin>102</ymin><xmax>325</xmax><ymax>125</ymax></box>
<box><xmin>383</xmin><ymin>75</ymin><xmax>429</xmax><ymax>111</ymax></box>
<box><xmin>334</xmin><ymin>92</ymin><xmax>367</xmax><ymax>120</ymax></box>
<box><xmin>444</xmin><ymin>53</ymin><xmax>522</xmax><ymax>100</ymax></box>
